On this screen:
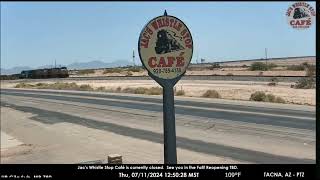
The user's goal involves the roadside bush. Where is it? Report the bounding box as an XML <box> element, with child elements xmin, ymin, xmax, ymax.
<box><xmin>78</xmin><ymin>84</ymin><xmax>94</xmax><ymax>91</ymax></box>
<box><xmin>250</xmin><ymin>62</ymin><xmax>277</xmax><ymax>71</ymax></box>
<box><xmin>96</xmin><ymin>86</ymin><xmax>106</xmax><ymax>91</ymax></box>
<box><xmin>14</xmin><ymin>83</ymin><xmax>35</xmax><ymax>88</ymax></box>
<box><xmin>286</xmin><ymin>64</ymin><xmax>305</xmax><ymax>71</ymax></box>
<box><xmin>249</xmin><ymin>91</ymin><xmax>266</xmax><ymax>101</ymax></box>
<box><xmin>210</xmin><ymin>63</ymin><xmax>220</xmax><ymax>70</ymax></box>
<box><xmin>134</xmin><ymin>87</ymin><xmax>148</xmax><ymax>94</ymax></box>
<box><xmin>116</xmin><ymin>87</ymin><xmax>122</xmax><ymax>92</ymax></box>
<box><xmin>202</xmin><ymin>90</ymin><xmax>221</xmax><ymax>98</ymax></box>
<box><xmin>146</xmin><ymin>87</ymin><xmax>162</xmax><ymax>95</ymax></box>
<box><xmin>258</xmin><ymin>71</ymin><xmax>264</xmax><ymax>76</ymax></box>
<box><xmin>250</xmin><ymin>62</ymin><xmax>268</xmax><ymax>71</ymax></box>
<box><xmin>250</xmin><ymin>91</ymin><xmax>286</xmax><ymax>103</ymax></box>
<box><xmin>268</xmin><ymin>63</ymin><xmax>277</xmax><ymax>69</ymax></box>
<box><xmin>127</xmin><ymin>67</ymin><xmax>142</xmax><ymax>72</ymax></box>
<box><xmin>275</xmin><ymin>97</ymin><xmax>286</xmax><ymax>103</ymax></box>
<box><xmin>265</xmin><ymin>94</ymin><xmax>276</xmax><ymax>102</ymax></box>
<box><xmin>267</xmin><ymin>82</ymin><xmax>277</xmax><ymax>86</ymax></box>
<box><xmin>294</xmin><ymin>77</ymin><xmax>315</xmax><ymax>89</ymax></box>
<box><xmin>76</xmin><ymin>69</ymin><xmax>95</xmax><ymax>75</ymax></box>
<box><xmin>305</xmin><ymin>65</ymin><xmax>315</xmax><ymax>77</ymax></box>
<box><xmin>103</xmin><ymin>68</ymin><xmax>122</xmax><ymax>74</ymax></box>
<box><xmin>175</xmin><ymin>90</ymin><xmax>185</xmax><ymax>96</ymax></box>
<box><xmin>122</xmin><ymin>87</ymin><xmax>136</xmax><ymax>93</ymax></box>
<box><xmin>126</xmin><ymin>71</ymin><xmax>133</xmax><ymax>76</ymax></box>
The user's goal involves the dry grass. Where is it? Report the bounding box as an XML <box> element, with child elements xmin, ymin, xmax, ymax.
<box><xmin>103</xmin><ymin>68</ymin><xmax>122</xmax><ymax>74</ymax></box>
<box><xmin>202</xmin><ymin>90</ymin><xmax>221</xmax><ymax>98</ymax></box>
<box><xmin>76</xmin><ymin>69</ymin><xmax>95</xmax><ymax>75</ymax></box>
<box><xmin>175</xmin><ymin>90</ymin><xmax>186</xmax><ymax>96</ymax></box>
<box><xmin>250</xmin><ymin>91</ymin><xmax>286</xmax><ymax>103</ymax></box>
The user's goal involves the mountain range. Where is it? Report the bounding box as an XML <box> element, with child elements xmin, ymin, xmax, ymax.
<box><xmin>1</xmin><ymin>60</ymin><xmax>132</xmax><ymax>75</ymax></box>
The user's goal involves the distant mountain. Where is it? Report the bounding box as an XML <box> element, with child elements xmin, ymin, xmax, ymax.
<box><xmin>1</xmin><ymin>60</ymin><xmax>132</xmax><ymax>75</ymax></box>
<box><xmin>67</xmin><ymin>60</ymin><xmax>131</xmax><ymax>70</ymax></box>
<box><xmin>0</xmin><ymin>66</ymin><xmax>32</xmax><ymax>75</ymax></box>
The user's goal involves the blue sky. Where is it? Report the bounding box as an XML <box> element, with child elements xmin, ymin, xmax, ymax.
<box><xmin>1</xmin><ymin>2</ymin><xmax>316</xmax><ymax>69</ymax></box>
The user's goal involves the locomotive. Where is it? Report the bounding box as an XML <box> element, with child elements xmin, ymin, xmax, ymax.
<box><xmin>155</xmin><ymin>29</ymin><xmax>184</xmax><ymax>54</ymax></box>
<box><xmin>19</xmin><ymin>67</ymin><xmax>69</xmax><ymax>79</ymax></box>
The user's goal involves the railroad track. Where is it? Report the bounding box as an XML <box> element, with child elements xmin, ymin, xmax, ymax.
<box><xmin>2</xmin><ymin>75</ymin><xmax>311</xmax><ymax>82</ymax></box>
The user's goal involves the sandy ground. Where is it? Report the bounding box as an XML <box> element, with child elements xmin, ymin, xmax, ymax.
<box><xmin>1</xmin><ymin>93</ymin><xmax>314</xmax><ymax>164</ymax></box>
<box><xmin>1</xmin><ymin>106</ymin><xmax>247</xmax><ymax>164</ymax></box>
<box><xmin>70</xmin><ymin>69</ymin><xmax>307</xmax><ymax>77</ymax></box>
<box><xmin>2</xmin><ymin>80</ymin><xmax>315</xmax><ymax>106</ymax></box>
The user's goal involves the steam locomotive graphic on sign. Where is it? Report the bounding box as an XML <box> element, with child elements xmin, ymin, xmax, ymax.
<box><xmin>155</xmin><ymin>29</ymin><xmax>185</xmax><ymax>54</ymax></box>
<box><xmin>293</xmin><ymin>7</ymin><xmax>310</xmax><ymax>19</ymax></box>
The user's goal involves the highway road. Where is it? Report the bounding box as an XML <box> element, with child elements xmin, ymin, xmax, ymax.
<box><xmin>1</xmin><ymin>88</ymin><xmax>316</xmax><ymax>164</ymax></box>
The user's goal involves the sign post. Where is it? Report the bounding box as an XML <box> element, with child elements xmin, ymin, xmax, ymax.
<box><xmin>138</xmin><ymin>11</ymin><xmax>193</xmax><ymax>164</ymax></box>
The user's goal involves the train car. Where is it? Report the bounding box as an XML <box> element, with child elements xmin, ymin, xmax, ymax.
<box><xmin>19</xmin><ymin>67</ymin><xmax>69</xmax><ymax>79</ymax></box>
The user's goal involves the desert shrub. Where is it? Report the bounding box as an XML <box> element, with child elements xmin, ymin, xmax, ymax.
<box><xmin>267</xmin><ymin>82</ymin><xmax>277</xmax><ymax>86</ymax></box>
<box><xmin>122</xmin><ymin>87</ymin><xmax>136</xmax><ymax>93</ymax></box>
<box><xmin>210</xmin><ymin>63</ymin><xmax>220</xmax><ymax>70</ymax></box>
<box><xmin>175</xmin><ymin>90</ymin><xmax>185</xmax><ymax>96</ymax></box>
<box><xmin>126</xmin><ymin>71</ymin><xmax>133</xmax><ymax>76</ymax></box>
<box><xmin>51</xmin><ymin>82</ymin><xmax>79</xmax><ymax>90</ymax></box>
<box><xmin>258</xmin><ymin>71</ymin><xmax>264</xmax><ymax>76</ymax></box>
<box><xmin>96</xmin><ymin>86</ymin><xmax>106</xmax><ymax>91</ymax></box>
<box><xmin>76</xmin><ymin>69</ymin><xmax>95</xmax><ymax>75</ymax></box>
<box><xmin>14</xmin><ymin>83</ymin><xmax>35</xmax><ymax>88</ymax></box>
<box><xmin>78</xmin><ymin>84</ymin><xmax>94</xmax><ymax>91</ymax></box>
<box><xmin>294</xmin><ymin>77</ymin><xmax>315</xmax><ymax>89</ymax></box>
<box><xmin>305</xmin><ymin>65</ymin><xmax>315</xmax><ymax>77</ymax></box>
<box><xmin>275</xmin><ymin>97</ymin><xmax>286</xmax><ymax>103</ymax></box>
<box><xmin>226</xmin><ymin>73</ymin><xmax>233</xmax><ymax>76</ymax></box>
<box><xmin>146</xmin><ymin>87</ymin><xmax>162</xmax><ymax>95</ymax></box>
<box><xmin>250</xmin><ymin>91</ymin><xmax>286</xmax><ymax>103</ymax></box>
<box><xmin>250</xmin><ymin>62</ymin><xmax>268</xmax><ymax>71</ymax></box>
<box><xmin>268</xmin><ymin>63</ymin><xmax>277</xmax><ymax>69</ymax></box>
<box><xmin>134</xmin><ymin>87</ymin><xmax>148</xmax><ymax>94</ymax></box>
<box><xmin>286</xmin><ymin>64</ymin><xmax>305</xmax><ymax>71</ymax></box>
<box><xmin>242</xmin><ymin>64</ymin><xmax>248</xmax><ymax>68</ymax></box>
<box><xmin>250</xmin><ymin>91</ymin><xmax>266</xmax><ymax>101</ymax></box>
<box><xmin>35</xmin><ymin>83</ymin><xmax>50</xmax><ymax>89</ymax></box>
<box><xmin>103</xmin><ymin>68</ymin><xmax>122</xmax><ymax>74</ymax></box>
<box><xmin>127</xmin><ymin>67</ymin><xmax>142</xmax><ymax>72</ymax></box>
<box><xmin>116</xmin><ymin>87</ymin><xmax>122</xmax><ymax>92</ymax></box>
<box><xmin>250</xmin><ymin>62</ymin><xmax>277</xmax><ymax>71</ymax></box>
<box><xmin>265</xmin><ymin>94</ymin><xmax>276</xmax><ymax>102</ymax></box>
<box><xmin>202</xmin><ymin>90</ymin><xmax>221</xmax><ymax>98</ymax></box>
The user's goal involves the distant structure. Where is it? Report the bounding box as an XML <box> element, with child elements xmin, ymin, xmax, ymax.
<box><xmin>132</xmin><ymin>49</ymin><xmax>136</xmax><ymax>67</ymax></box>
<box><xmin>201</xmin><ymin>58</ymin><xmax>205</xmax><ymax>63</ymax></box>
<box><xmin>265</xmin><ymin>48</ymin><xmax>268</xmax><ymax>66</ymax></box>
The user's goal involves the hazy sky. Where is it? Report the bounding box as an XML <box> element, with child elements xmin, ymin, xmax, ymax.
<box><xmin>1</xmin><ymin>2</ymin><xmax>316</xmax><ymax>69</ymax></box>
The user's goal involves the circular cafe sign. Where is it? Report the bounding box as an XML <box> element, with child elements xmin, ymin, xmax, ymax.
<box><xmin>138</xmin><ymin>15</ymin><xmax>193</xmax><ymax>79</ymax></box>
<box><xmin>286</xmin><ymin>2</ymin><xmax>316</xmax><ymax>29</ymax></box>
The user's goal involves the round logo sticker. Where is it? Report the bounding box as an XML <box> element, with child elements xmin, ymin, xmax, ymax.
<box><xmin>138</xmin><ymin>15</ymin><xmax>193</xmax><ymax>79</ymax></box>
<box><xmin>286</xmin><ymin>2</ymin><xmax>316</xmax><ymax>29</ymax></box>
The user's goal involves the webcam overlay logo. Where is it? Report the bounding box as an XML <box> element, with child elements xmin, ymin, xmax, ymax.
<box><xmin>286</xmin><ymin>2</ymin><xmax>316</xmax><ymax>29</ymax></box>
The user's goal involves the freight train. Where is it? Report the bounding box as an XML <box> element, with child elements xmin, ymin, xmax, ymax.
<box><xmin>0</xmin><ymin>67</ymin><xmax>69</xmax><ymax>80</ymax></box>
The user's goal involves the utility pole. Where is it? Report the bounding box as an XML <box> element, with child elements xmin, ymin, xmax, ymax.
<box><xmin>133</xmin><ymin>49</ymin><xmax>136</xmax><ymax>67</ymax></box>
<box><xmin>265</xmin><ymin>48</ymin><xmax>268</xmax><ymax>65</ymax></box>
<box><xmin>55</xmin><ymin>59</ymin><xmax>57</xmax><ymax>68</ymax></box>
